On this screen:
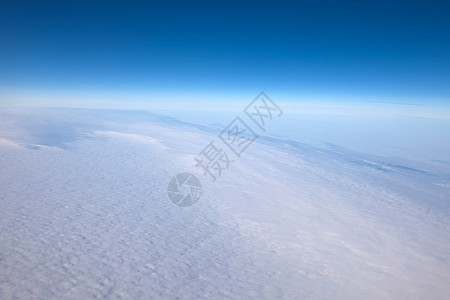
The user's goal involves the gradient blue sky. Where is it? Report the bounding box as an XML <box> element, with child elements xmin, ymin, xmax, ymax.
<box><xmin>0</xmin><ymin>0</ymin><xmax>449</xmax><ymax>108</ymax></box>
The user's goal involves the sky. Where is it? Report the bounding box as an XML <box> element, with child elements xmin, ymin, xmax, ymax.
<box><xmin>0</xmin><ymin>0</ymin><xmax>449</xmax><ymax>108</ymax></box>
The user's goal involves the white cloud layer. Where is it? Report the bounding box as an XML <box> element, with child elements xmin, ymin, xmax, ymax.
<box><xmin>1</xmin><ymin>108</ymin><xmax>449</xmax><ymax>299</ymax></box>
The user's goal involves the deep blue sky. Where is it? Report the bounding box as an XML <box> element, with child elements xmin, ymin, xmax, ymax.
<box><xmin>0</xmin><ymin>0</ymin><xmax>449</xmax><ymax>107</ymax></box>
